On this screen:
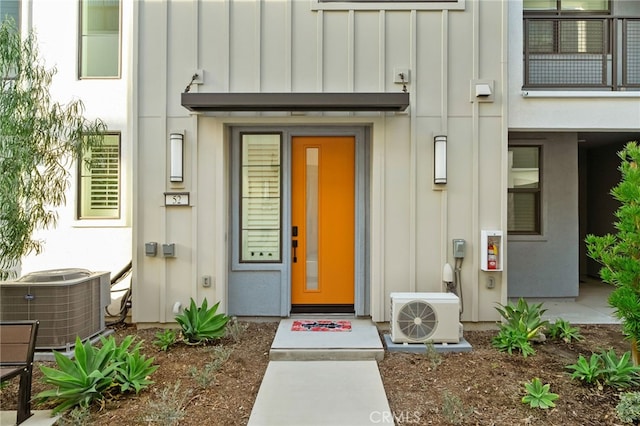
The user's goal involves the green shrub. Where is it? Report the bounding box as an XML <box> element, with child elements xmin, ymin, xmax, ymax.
<box><xmin>37</xmin><ymin>335</ymin><xmax>157</xmax><ymax>414</ymax></box>
<box><xmin>522</xmin><ymin>378</ymin><xmax>559</xmax><ymax>409</ymax></box>
<box><xmin>566</xmin><ymin>349</ymin><xmax>640</xmax><ymax>390</ymax></box>
<box><xmin>37</xmin><ymin>336</ymin><xmax>120</xmax><ymax>414</ymax></box>
<box><xmin>175</xmin><ymin>298</ymin><xmax>229</xmax><ymax>344</ymax></box>
<box><xmin>601</xmin><ymin>349</ymin><xmax>640</xmax><ymax>389</ymax></box>
<box><xmin>441</xmin><ymin>391</ymin><xmax>474</xmax><ymax>425</ymax></box>
<box><xmin>617</xmin><ymin>392</ymin><xmax>640</xmax><ymax>424</ymax></box>
<box><xmin>225</xmin><ymin>317</ymin><xmax>248</xmax><ymax>343</ymax></box>
<box><xmin>189</xmin><ymin>345</ymin><xmax>233</xmax><ymax>389</ymax></box>
<box><xmin>114</xmin><ymin>349</ymin><xmax>158</xmax><ymax>394</ymax></box>
<box><xmin>153</xmin><ymin>329</ymin><xmax>178</xmax><ymax>351</ymax></box>
<box><xmin>143</xmin><ymin>381</ymin><xmax>190</xmax><ymax>425</ymax></box>
<box><xmin>424</xmin><ymin>341</ymin><xmax>443</xmax><ymax>371</ymax></box>
<box><xmin>566</xmin><ymin>353</ymin><xmax>604</xmax><ymax>386</ymax></box>
<box><xmin>547</xmin><ymin>318</ymin><xmax>583</xmax><ymax>344</ymax></box>
<box><xmin>492</xmin><ymin>298</ymin><xmax>548</xmax><ymax>358</ymax></box>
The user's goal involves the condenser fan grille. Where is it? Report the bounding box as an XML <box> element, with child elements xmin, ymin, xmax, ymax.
<box><xmin>397</xmin><ymin>300</ymin><xmax>438</xmax><ymax>341</ymax></box>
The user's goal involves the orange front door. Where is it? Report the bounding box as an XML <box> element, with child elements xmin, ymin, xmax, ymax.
<box><xmin>291</xmin><ymin>136</ymin><xmax>355</xmax><ymax>306</ymax></box>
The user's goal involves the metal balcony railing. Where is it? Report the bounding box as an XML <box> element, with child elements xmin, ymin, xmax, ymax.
<box><xmin>523</xmin><ymin>16</ymin><xmax>640</xmax><ymax>90</ymax></box>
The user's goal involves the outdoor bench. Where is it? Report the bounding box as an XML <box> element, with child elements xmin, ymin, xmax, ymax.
<box><xmin>0</xmin><ymin>320</ymin><xmax>39</xmax><ymax>425</ymax></box>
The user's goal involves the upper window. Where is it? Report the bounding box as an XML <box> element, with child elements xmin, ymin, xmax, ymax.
<box><xmin>508</xmin><ymin>146</ymin><xmax>541</xmax><ymax>235</ymax></box>
<box><xmin>0</xmin><ymin>0</ymin><xmax>20</xmax><ymax>29</ymax></box>
<box><xmin>240</xmin><ymin>133</ymin><xmax>282</xmax><ymax>263</ymax></box>
<box><xmin>78</xmin><ymin>133</ymin><xmax>121</xmax><ymax>219</ymax></box>
<box><xmin>79</xmin><ymin>0</ymin><xmax>121</xmax><ymax>79</ymax></box>
<box><xmin>524</xmin><ymin>0</ymin><xmax>609</xmax><ymax>12</ymax></box>
<box><xmin>313</xmin><ymin>0</ymin><xmax>464</xmax><ymax>11</ymax></box>
<box><xmin>320</xmin><ymin>0</ymin><xmax>457</xmax><ymax>2</ymax></box>
<box><xmin>523</xmin><ymin>1</ymin><xmax>639</xmax><ymax>90</ymax></box>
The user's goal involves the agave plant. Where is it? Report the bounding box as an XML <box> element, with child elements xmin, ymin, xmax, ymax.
<box><xmin>175</xmin><ymin>298</ymin><xmax>229</xmax><ymax>344</ymax></box>
<box><xmin>37</xmin><ymin>336</ymin><xmax>120</xmax><ymax>414</ymax></box>
<box><xmin>111</xmin><ymin>335</ymin><xmax>158</xmax><ymax>393</ymax></box>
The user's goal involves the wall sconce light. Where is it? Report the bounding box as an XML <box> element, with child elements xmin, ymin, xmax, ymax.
<box><xmin>434</xmin><ymin>135</ymin><xmax>447</xmax><ymax>184</ymax></box>
<box><xmin>170</xmin><ymin>132</ymin><xmax>184</xmax><ymax>183</ymax></box>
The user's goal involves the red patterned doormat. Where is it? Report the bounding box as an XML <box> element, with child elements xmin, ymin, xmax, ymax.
<box><xmin>291</xmin><ymin>320</ymin><xmax>352</xmax><ymax>332</ymax></box>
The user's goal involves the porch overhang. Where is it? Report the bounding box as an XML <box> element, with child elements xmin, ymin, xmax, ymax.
<box><xmin>181</xmin><ymin>92</ymin><xmax>410</xmax><ymax>112</ymax></box>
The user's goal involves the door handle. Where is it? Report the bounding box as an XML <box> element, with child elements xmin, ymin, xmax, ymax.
<box><xmin>292</xmin><ymin>239</ymin><xmax>298</xmax><ymax>263</ymax></box>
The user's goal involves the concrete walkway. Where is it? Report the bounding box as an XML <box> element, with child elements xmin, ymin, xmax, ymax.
<box><xmin>0</xmin><ymin>410</ymin><xmax>58</xmax><ymax>426</ymax></box>
<box><xmin>248</xmin><ymin>318</ymin><xmax>393</xmax><ymax>426</ymax></box>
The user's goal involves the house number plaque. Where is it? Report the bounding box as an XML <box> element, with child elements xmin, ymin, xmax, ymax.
<box><xmin>164</xmin><ymin>192</ymin><xmax>190</xmax><ymax>206</ymax></box>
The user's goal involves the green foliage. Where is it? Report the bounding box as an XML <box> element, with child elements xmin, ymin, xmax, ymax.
<box><xmin>189</xmin><ymin>345</ymin><xmax>233</xmax><ymax>389</ymax></box>
<box><xmin>112</xmin><ymin>336</ymin><xmax>158</xmax><ymax>394</ymax></box>
<box><xmin>617</xmin><ymin>391</ymin><xmax>640</xmax><ymax>424</ymax></box>
<box><xmin>225</xmin><ymin>317</ymin><xmax>248</xmax><ymax>343</ymax></box>
<box><xmin>37</xmin><ymin>336</ymin><xmax>119</xmax><ymax>414</ymax></box>
<box><xmin>492</xmin><ymin>298</ymin><xmax>548</xmax><ymax>358</ymax></box>
<box><xmin>0</xmin><ymin>18</ymin><xmax>106</xmax><ymax>278</ymax></box>
<box><xmin>521</xmin><ymin>378</ymin><xmax>559</xmax><ymax>409</ymax></box>
<box><xmin>175</xmin><ymin>298</ymin><xmax>230</xmax><ymax>344</ymax></box>
<box><xmin>153</xmin><ymin>329</ymin><xmax>178</xmax><ymax>351</ymax></box>
<box><xmin>441</xmin><ymin>391</ymin><xmax>474</xmax><ymax>425</ymax></box>
<box><xmin>585</xmin><ymin>141</ymin><xmax>640</xmax><ymax>345</ymax></box>
<box><xmin>601</xmin><ymin>349</ymin><xmax>640</xmax><ymax>388</ymax></box>
<box><xmin>143</xmin><ymin>381</ymin><xmax>190</xmax><ymax>425</ymax></box>
<box><xmin>424</xmin><ymin>341</ymin><xmax>443</xmax><ymax>371</ymax></box>
<box><xmin>566</xmin><ymin>353</ymin><xmax>604</xmax><ymax>386</ymax></box>
<box><xmin>37</xmin><ymin>335</ymin><xmax>157</xmax><ymax>414</ymax></box>
<box><xmin>547</xmin><ymin>318</ymin><xmax>583</xmax><ymax>344</ymax></box>
<box><xmin>56</xmin><ymin>405</ymin><xmax>92</xmax><ymax>426</ymax></box>
<box><xmin>566</xmin><ymin>349</ymin><xmax>640</xmax><ymax>389</ymax></box>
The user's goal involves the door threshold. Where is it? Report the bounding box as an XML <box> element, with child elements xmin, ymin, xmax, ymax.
<box><xmin>290</xmin><ymin>304</ymin><xmax>354</xmax><ymax>315</ymax></box>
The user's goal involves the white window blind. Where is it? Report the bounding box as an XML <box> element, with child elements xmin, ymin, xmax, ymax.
<box><xmin>241</xmin><ymin>134</ymin><xmax>281</xmax><ymax>262</ymax></box>
<box><xmin>79</xmin><ymin>134</ymin><xmax>120</xmax><ymax>219</ymax></box>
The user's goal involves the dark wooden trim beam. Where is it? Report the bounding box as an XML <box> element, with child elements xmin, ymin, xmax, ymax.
<box><xmin>181</xmin><ymin>92</ymin><xmax>410</xmax><ymax>112</ymax></box>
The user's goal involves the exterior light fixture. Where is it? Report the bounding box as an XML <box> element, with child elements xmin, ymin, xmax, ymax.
<box><xmin>170</xmin><ymin>132</ymin><xmax>184</xmax><ymax>182</ymax></box>
<box><xmin>434</xmin><ymin>135</ymin><xmax>447</xmax><ymax>184</ymax></box>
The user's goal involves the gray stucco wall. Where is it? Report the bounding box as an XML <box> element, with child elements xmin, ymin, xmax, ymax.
<box><xmin>508</xmin><ymin>133</ymin><xmax>579</xmax><ymax>298</ymax></box>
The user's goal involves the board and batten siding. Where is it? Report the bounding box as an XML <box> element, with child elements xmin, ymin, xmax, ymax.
<box><xmin>134</xmin><ymin>0</ymin><xmax>507</xmax><ymax>324</ymax></box>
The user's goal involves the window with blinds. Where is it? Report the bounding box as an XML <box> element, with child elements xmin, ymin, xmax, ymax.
<box><xmin>78</xmin><ymin>133</ymin><xmax>120</xmax><ymax>219</ymax></box>
<box><xmin>508</xmin><ymin>146</ymin><xmax>541</xmax><ymax>234</ymax></box>
<box><xmin>240</xmin><ymin>134</ymin><xmax>282</xmax><ymax>262</ymax></box>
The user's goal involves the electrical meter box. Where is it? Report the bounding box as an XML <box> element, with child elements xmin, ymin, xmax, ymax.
<box><xmin>481</xmin><ymin>230</ymin><xmax>503</xmax><ymax>271</ymax></box>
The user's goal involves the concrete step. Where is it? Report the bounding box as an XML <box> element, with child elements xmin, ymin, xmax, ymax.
<box><xmin>269</xmin><ymin>318</ymin><xmax>384</xmax><ymax>361</ymax></box>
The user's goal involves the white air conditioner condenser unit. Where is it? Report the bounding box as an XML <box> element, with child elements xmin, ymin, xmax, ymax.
<box><xmin>390</xmin><ymin>292</ymin><xmax>460</xmax><ymax>344</ymax></box>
